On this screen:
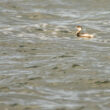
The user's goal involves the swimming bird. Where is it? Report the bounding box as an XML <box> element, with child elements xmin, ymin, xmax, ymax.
<box><xmin>76</xmin><ymin>26</ymin><xmax>94</xmax><ymax>38</ymax></box>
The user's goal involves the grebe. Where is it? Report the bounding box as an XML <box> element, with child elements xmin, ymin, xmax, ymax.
<box><xmin>76</xmin><ymin>26</ymin><xmax>94</xmax><ymax>38</ymax></box>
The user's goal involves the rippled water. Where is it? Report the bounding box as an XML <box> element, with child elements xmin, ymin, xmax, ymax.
<box><xmin>0</xmin><ymin>0</ymin><xmax>110</xmax><ymax>110</ymax></box>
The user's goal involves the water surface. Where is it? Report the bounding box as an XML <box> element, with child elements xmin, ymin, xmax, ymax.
<box><xmin>0</xmin><ymin>0</ymin><xmax>110</xmax><ymax>110</ymax></box>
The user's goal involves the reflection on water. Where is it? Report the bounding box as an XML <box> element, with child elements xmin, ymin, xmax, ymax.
<box><xmin>0</xmin><ymin>0</ymin><xmax>110</xmax><ymax>110</ymax></box>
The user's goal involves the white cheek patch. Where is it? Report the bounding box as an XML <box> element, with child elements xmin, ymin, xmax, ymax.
<box><xmin>78</xmin><ymin>28</ymin><xmax>81</xmax><ymax>31</ymax></box>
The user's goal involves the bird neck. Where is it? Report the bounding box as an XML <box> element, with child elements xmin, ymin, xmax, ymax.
<box><xmin>76</xmin><ymin>30</ymin><xmax>81</xmax><ymax>37</ymax></box>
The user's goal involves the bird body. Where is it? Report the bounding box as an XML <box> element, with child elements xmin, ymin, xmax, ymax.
<box><xmin>76</xmin><ymin>26</ymin><xmax>94</xmax><ymax>38</ymax></box>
